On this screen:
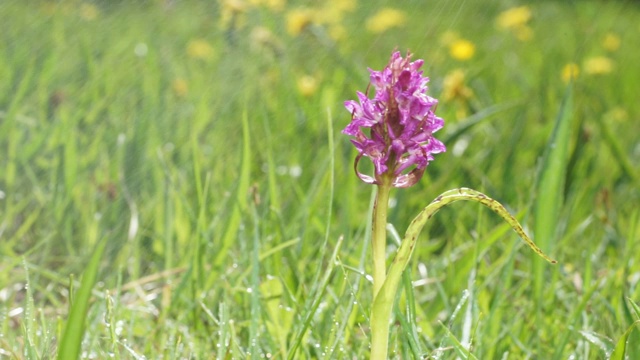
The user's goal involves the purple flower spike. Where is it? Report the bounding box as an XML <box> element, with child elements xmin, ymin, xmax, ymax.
<box><xmin>343</xmin><ymin>51</ymin><xmax>445</xmax><ymax>188</ymax></box>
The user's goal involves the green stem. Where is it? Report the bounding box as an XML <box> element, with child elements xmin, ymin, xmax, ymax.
<box><xmin>371</xmin><ymin>180</ymin><xmax>391</xmax><ymax>360</ymax></box>
<box><xmin>372</xmin><ymin>182</ymin><xmax>391</xmax><ymax>299</ymax></box>
<box><xmin>370</xmin><ymin>301</ymin><xmax>392</xmax><ymax>360</ymax></box>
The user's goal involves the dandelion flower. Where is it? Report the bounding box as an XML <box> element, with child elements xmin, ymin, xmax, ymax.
<box><xmin>250</xmin><ymin>26</ymin><xmax>283</xmax><ymax>56</ymax></box>
<box><xmin>286</xmin><ymin>8</ymin><xmax>315</xmax><ymax>36</ymax></box>
<box><xmin>316</xmin><ymin>0</ymin><xmax>355</xmax><ymax>25</ymax></box>
<box><xmin>343</xmin><ymin>51</ymin><xmax>445</xmax><ymax>188</ymax></box>
<box><xmin>496</xmin><ymin>6</ymin><xmax>532</xmax><ymax>30</ymax></box>
<box><xmin>220</xmin><ymin>0</ymin><xmax>248</xmax><ymax>28</ymax></box>
<box><xmin>496</xmin><ymin>6</ymin><xmax>533</xmax><ymax>41</ymax></box>
<box><xmin>297</xmin><ymin>75</ymin><xmax>318</xmax><ymax>97</ymax></box>
<box><xmin>172</xmin><ymin>78</ymin><xmax>188</xmax><ymax>97</ymax></box>
<box><xmin>449</xmin><ymin>39</ymin><xmax>475</xmax><ymax>61</ymax></box>
<box><xmin>602</xmin><ymin>33</ymin><xmax>621</xmax><ymax>52</ymax></box>
<box><xmin>514</xmin><ymin>25</ymin><xmax>534</xmax><ymax>41</ymax></box>
<box><xmin>604</xmin><ymin>107</ymin><xmax>628</xmax><ymax>123</ymax></box>
<box><xmin>329</xmin><ymin>0</ymin><xmax>357</xmax><ymax>13</ymax></box>
<box><xmin>248</xmin><ymin>0</ymin><xmax>284</xmax><ymax>11</ymax></box>
<box><xmin>187</xmin><ymin>39</ymin><xmax>215</xmax><ymax>60</ymax></box>
<box><xmin>561</xmin><ymin>63</ymin><xmax>579</xmax><ymax>83</ymax></box>
<box><xmin>366</xmin><ymin>8</ymin><xmax>406</xmax><ymax>34</ymax></box>
<box><xmin>584</xmin><ymin>56</ymin><xmax>614</xmax><ymax>75</ymax></box>
<box><xmin>442</xmin><ymin>69</ymin><xmax>473</xmax><ymax>102</ymax></box>
<box><xmin>328</xmin><ymin>24</ymin><xmax>347</xmax><ymax>41</ymax></box>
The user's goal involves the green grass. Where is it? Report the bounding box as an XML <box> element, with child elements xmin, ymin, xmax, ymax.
<box><xmin>1</xmin><ymin>0</ymin><xmax>639</xmax><ymax>358</ymax></box>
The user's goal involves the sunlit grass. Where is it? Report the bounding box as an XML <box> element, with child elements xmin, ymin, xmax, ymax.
<box><xmin>1</xmin><ymin>0</ymin><xmax>639</xmax><ymax>358</ymax></box>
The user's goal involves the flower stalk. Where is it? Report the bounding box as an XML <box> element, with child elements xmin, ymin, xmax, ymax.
<box><xmin>370</xmin><ymin>179</ymin><xmax>392</xmax><ymax>360</ymax></box>
<box><xmin>371</xmin><ymin>179</ymin><xmax>391</xmax><ymax>299</ymax></box>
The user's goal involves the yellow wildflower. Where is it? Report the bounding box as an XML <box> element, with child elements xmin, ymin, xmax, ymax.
<box><xmin>449</xmin><ymin>39</ymin><xmax>475</xmax><ymax>61</ymax></box>
<box><xmin>561</xmin><ymin>63</ymin><xmax>579</xmax><ymax>83</ymax></box>
<box><xmin>248</xmin><ymin>0</ymin><xmax>285</xmax><ymax>11</ymax></box>
<box><xmin>187</xmin><ymin>39</ymin><xmax>215</xmax><ymax>60</ymax></box>
<box><xmin>221</xmin><ymin>0</ymin><xmax>247</xmax><ymax>12</ymax></box>
<box><xmin>514</xmin><ymin>25</ymin><xmax>533</xmax><ymax>41</ymax></box>
<box><xmin>442</xmin><ymin>69</ymin><xmax>473</xmax><ymax>102</ymax></box>
<box><xmin>584</xmin><ymin>56</ymin><xmax>614</xmax><ymax>75</ymax></box>
<box><xmin>328</xmin><ymin>24</ymin><xmax>348</xmax><ymax>42</ymax></box>
<box><xmin>337</xmin><ymin>0</ymin><xmax>357</xmax><ymax>12</ymax></box>
<box><xmin>172</xmin><ymin>78</ymin><xmax>188</xmax><ymax>98</ymax></box>
<box><xmin>220</xmin><ymin>0</ymin><xmax>248</xmax><ymax>29</ymax></box>
<box><xmin>366</xmin><ymin>8</ymin><xmax>406</xmax><ymax>34</ymax></box>
<box><xmin>604</xmin><ymin>107</ymin><xmax>628</xmax><ymax>123</ymax></box>
<box><xmin>79</xmin><ymin>3</ymin><xmax>99</xmax><ymax>21</ymax></box>
<box><xmin>297</xmin><ymin>75</ymin><xmax>318</xmax><ymax>97</ymax></box>
<box><xmin>250</xmin><ymin>27</ymin><xmax>283</xmax><ymax>56</ymax></box>
<box><xmin>496</xmin><ymin>6</ymin><xmax>532</xmax><ymax>30</ymax></box>
<box><xmin>316</xmin><ymin>0</ymin><xmax>356</xmax><ymax>22</ymax></box>
<box><xmin>602</xmin><ymin>33</ymin><xmax>621</xmax><ymax>52</ymax></box>
<box><xmin>286</xmin><ymin>8</ymin><xmax>315</xmax><ymax>35</ymax></box>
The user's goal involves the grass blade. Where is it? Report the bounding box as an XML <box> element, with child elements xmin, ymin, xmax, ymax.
<box><xmin>287</xmin><ymin>108</ymin><xmax>338</xmax><ymax>359</ymax></box>
<box><xmin>286</xmin><ymin>235</ymin><xmax>344</xmax><ymax>360</ymax></box>
<box><xmin>596</xmin><ymin>113</ymin><xmax>640</xmax><ymax>183</ymax></box>
<box><xmin>212</xmin><ymin>108</ymin><xmax>251</xmax><ymax>269</ymax></box>
<box><xmin>609</xmin><ymin>320</ymin><xmax>640</xmax><ymax>360</ymax></box>
<box><xmin>628</xmin><ymin>298</ymin><xmax>640</xmax><ymax>320</ymax></box>
<box><xmin>440</xmin><ymin>322</ymin><xmax>479</xmax><ymax>360</ymax></box>
<box><xmin>532</xmin><ymin>85</ymin><xmax>573</xmax><ymax>301</ymax></box>
<box><xmin>442</xmin><ymin>102</ymin><xmax>518</xmax><ymax>144</ymax></box>
<box><xmin>57</xmin><ymin>238</ymin><xmax>106</xmax><ymax>359</ymax></box>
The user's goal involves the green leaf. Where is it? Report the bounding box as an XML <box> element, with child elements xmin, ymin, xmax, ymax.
<box><xmin>286</xmin><ymin>109</ymin><xmax>339</xmax><ymax>360</ymax></box>
<box><xmin>213</xmin><ymin>108</ymin><xmax>252</xmax><ymax>268</ymax></box>
<box><xmin>440</xmin><ymin>322</ymin><xmax>479</xmax><ymax>360</ymax></box>
<box><xmin>286</xmin><ymin>235</ymin><xmax>344</xmax><ymax>360</ymax></box>
<box><xmin>57</xmin><ymin>239</ymin><xmax>107</xmax><ymax>360</ymax></box>
<box><xmin>442</xmin><ymin>102</ymin><xmax>517</xmax><ymax>144</ymax></box>
<box><xmin>609</xmin><ymin>320</ymin><xmax>640</xmax><ymax>360</ymax></box>
<box><xmin>371</xmin><ymin>188</ymin><xmax>556</xmax><ymax>359</ymax></box>
<box><xmin>532</xmin><ymin>85</ymin><xmax>573</xmax><ymax>299</ymax></box>
<box><xmin>629</xmin><ymin>298</ymin><xmax>640</xmax><ymax>320</ymax></box>
<box><xmin>596</xmin><ymin>112</ymin><xmax>640</xmax><ymax>183</ymax></box>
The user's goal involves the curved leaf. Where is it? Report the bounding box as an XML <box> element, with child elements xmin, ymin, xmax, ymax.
<box><xmin>370</xmin><ymin>188</ymin><xmax>556</xmax><ymax>355</ymax></box>
<box><xmin>609</xmin><ymin>320</ymin><xmax>640</xmax><ymax>360</ymax></box>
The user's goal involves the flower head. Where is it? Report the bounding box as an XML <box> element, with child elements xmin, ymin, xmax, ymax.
<box><xmin>187</xmin><ymin>39</ymin><xmax>215</xmax><ymax>60</ymax></box>
<box><xmin>496</xmin><ymin>6</ymin><xmax>532</xmax><ymax>30</ymax></box>
<box><xmin>602</xmin><ymin>33</ymin><xmax>621</xmax><ymax>52</ymax></box>
<box><xmin>449</xmin><ymin>39</ymin><xmax>475</xmax><ymax>61</ymax></box>
<box><xmin>286</xmin><ymin>8</ymin><xmax>316</xmax><ymax>35</ymax></box>
<box><xmin>561</xmin><ymin>63</ymin><xmax>579</xmax><ymax>83</ymax></box>
<box><xmin>366</xmin><ymin>8</ymin><xmax>407</xmax><ymax>34</ymax></box>
<box><xmin>496</xmin><ymin>6</ymin><xmax>534</xmax><ymax>41</ymax></box>
<box><xmin>343</xmin><ymin>51</ymin><xmax>445</xmax><ymax>188</ymax></box>
<box><xmin>584</xmin><ymin>56</ymin><xmax>614</xmax><ymax>75</ymax></box>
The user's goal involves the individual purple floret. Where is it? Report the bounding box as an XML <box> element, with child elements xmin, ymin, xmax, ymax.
<box><xmin>343</xmin><ymin>51</ymin><xmax>445</xmax><ymax>188</ymax></box>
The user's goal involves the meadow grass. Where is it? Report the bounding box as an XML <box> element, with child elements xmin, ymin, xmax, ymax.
<box><xmin>1</xmin><ymin>0</ymin><xmax>639</xmax><ymax>358</ymax></box>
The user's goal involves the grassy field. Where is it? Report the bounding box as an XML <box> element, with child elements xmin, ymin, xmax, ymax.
<box><xmin>1</xmin><ymin>0</ymin><xmax>640</xmax><ymax>358</ymax></box>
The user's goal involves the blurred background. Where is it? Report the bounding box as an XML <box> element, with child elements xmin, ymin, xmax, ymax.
<box><xmin>0</xmin><ymin>0</ymin><xmax>639</xmax><ymax>358</ymax></box>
